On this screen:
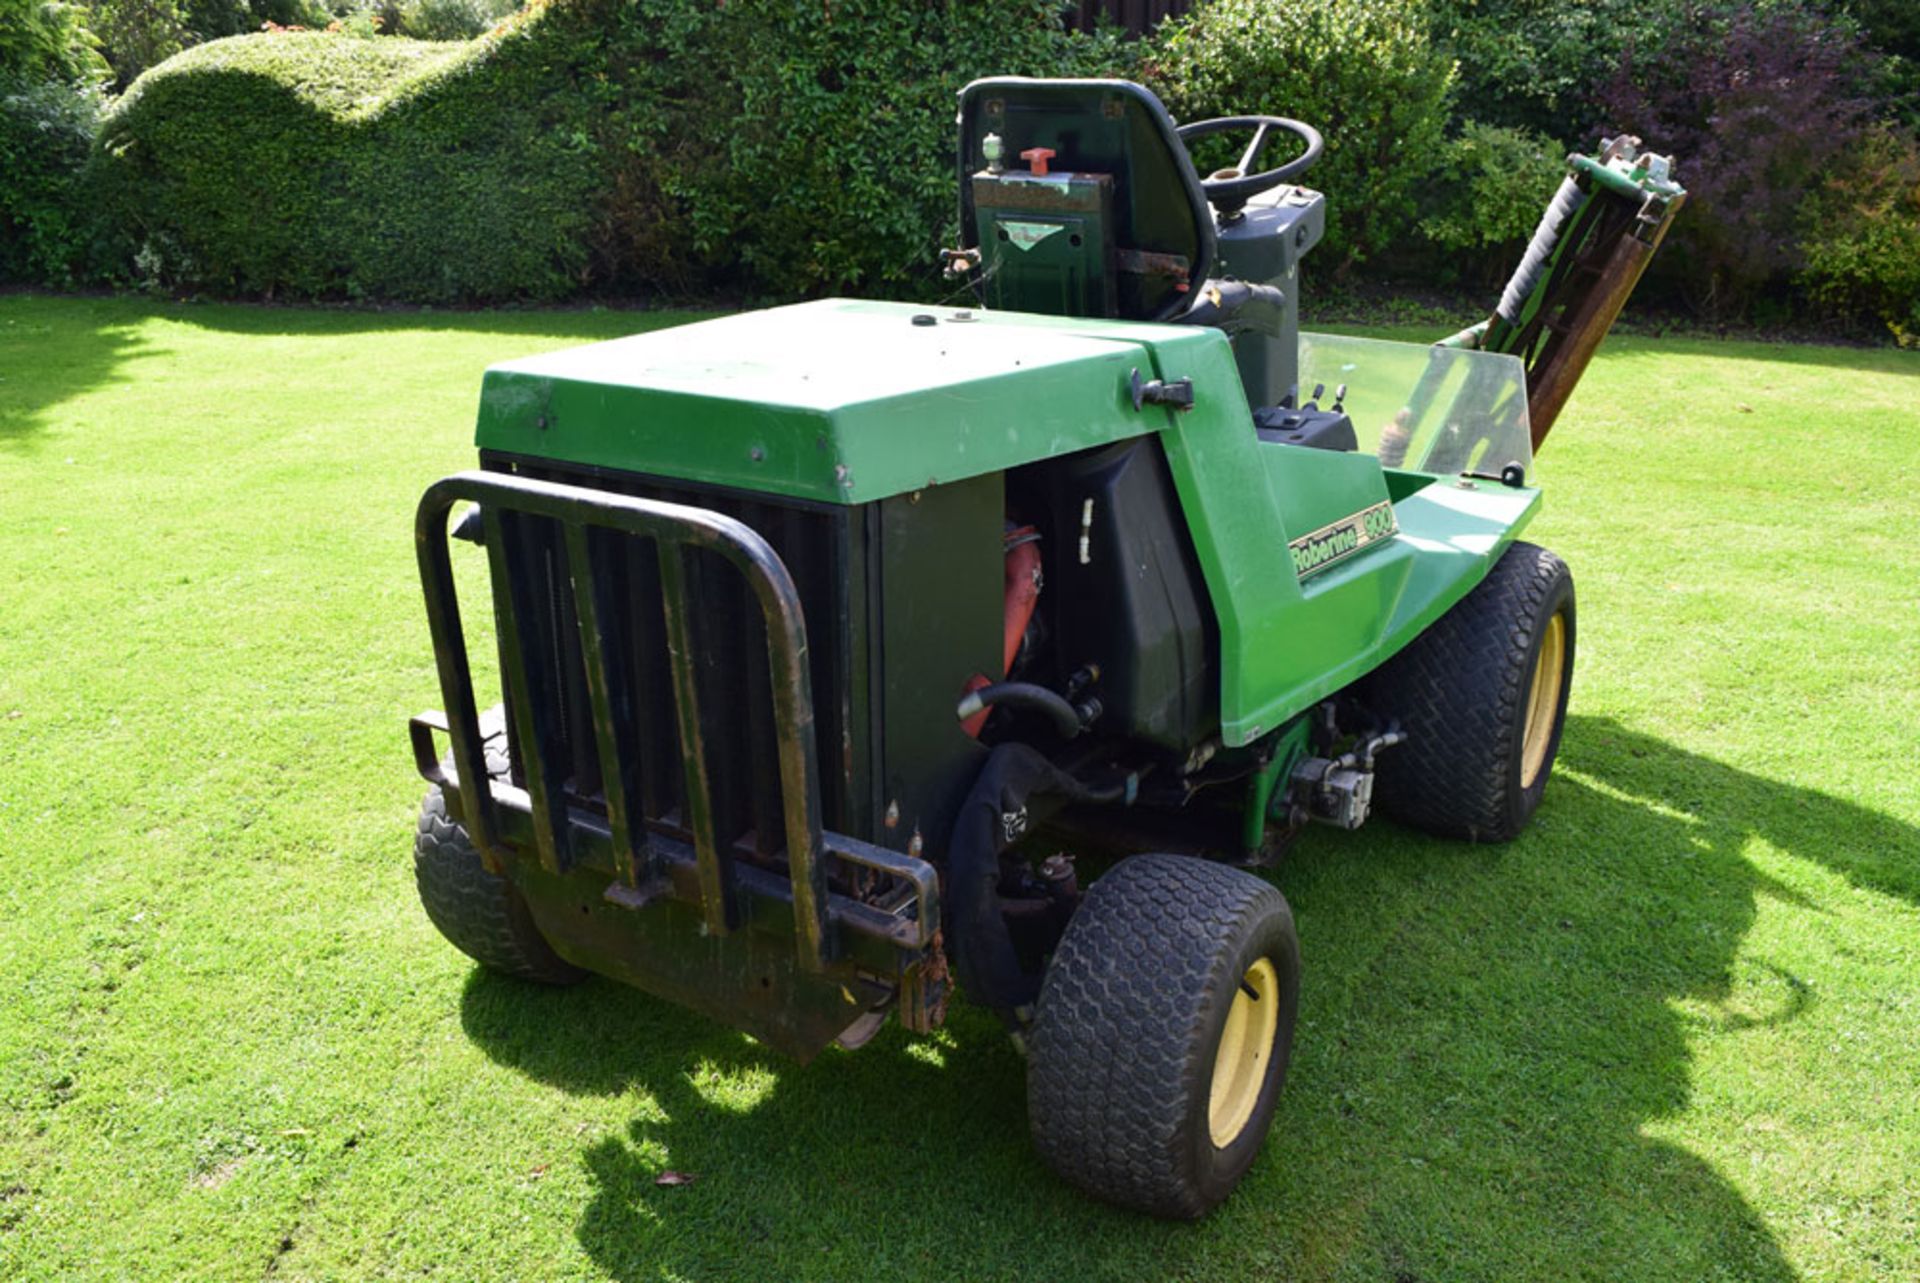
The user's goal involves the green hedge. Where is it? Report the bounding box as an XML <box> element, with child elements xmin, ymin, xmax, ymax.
<box><xmin>1801</xmin><ymin>123</ymin><xmax>1920</xmax><ymax>345</ymax></box>
<box><xmin>92</xmin><ymin>13</ymin><xmax>601</xmax><ymax>300</ymax></box>
<box><xmin>50</xmin><ymin>0</ymin><xmax>1920</xmax><ymax>333</ymax></box>
<box><xmin>1151</xmin><ymin>0</ymin><xmax>1457</xmax><ymax>270</ymax></box>
<box><xmin>581</xmin><ymin>0</ymin><xmax>1129</xmax><ymax>300</ymax></box>
<box><xmin>2</xmin><ymin>77</ymin><xmax>102</xmax><ymax>286</ymax></box>
<box><xmin>87</xmin><ymin>0</ymin><xmax>1125</xmax><ymax>303</ymax></box>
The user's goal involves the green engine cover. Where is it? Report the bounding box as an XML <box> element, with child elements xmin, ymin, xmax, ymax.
<box><xmin>474</xmin><ymin>299</ymin><xmax>1540</xmax><ymax>747</ymax></box>
<box><xmin>475</xmin><ymin>299</ymin><xmax>1171</xmax><ymax>505</ymax></box>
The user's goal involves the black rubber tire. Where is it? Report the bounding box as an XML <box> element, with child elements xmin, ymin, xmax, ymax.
<box><xmin>1026</xmin><ymin>854</ymin><xmax>1301</xmax><ymax>1219</ymax></box>
<box><xmin>1366</xmin><ymin>539</ymin><xmax>1575</xmax><ymax>842</ymax></box>
<box><xmin>414</xmin><ymin>784</ymin><xmax>586</xmax><ymax>985</ymax></box>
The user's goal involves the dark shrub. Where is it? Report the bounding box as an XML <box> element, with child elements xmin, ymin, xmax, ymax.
<box><xmin>1596</xmin><ymin>3</ymin><xmax>1875</xmax><ymax>316</ymax></box>
<box><xmin>1847</xmin><ymin>0</ymin><xmax>1920</xmax><ymax>127</ymax></box>
<box><xmin>1</xmin><ymin>0</ymin><xmax>107</xmax><ymax>284</ymax></box>
<box><xmin>89</xmin><ymin>0</ymin><xmax>195</xmax><ymax>88</ymax></box>
<box><xmin>1799</xmin><ymin>122</ymin><xmax>1920</xmax><ymax>343</ymax></box>
<box><xmin>397</xmin><ymin>0</ymin><xmax>519</xmax><ymax>42</ymax></box>
<box><xmin>0</xmin><ymin>76</ymin><xmax>103</xmax><ymax>284</ymax></box>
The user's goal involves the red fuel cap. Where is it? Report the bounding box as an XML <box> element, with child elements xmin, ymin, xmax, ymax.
<box><xmin>1019</xmin><ymin>146</ymin><xmax>1055</xmax><ymax>176</ymax></box>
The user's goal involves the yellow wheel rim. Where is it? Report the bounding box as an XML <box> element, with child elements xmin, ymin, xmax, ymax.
<box><xmin>1208</xmin><ymin>957</ymin><xmax>1281</xmax><ymax>1147</ymax></box>
<box><xmin>1520</xmin><ymin>612</ymin><xmax>1567</xmax><ymax>790</ymax></box>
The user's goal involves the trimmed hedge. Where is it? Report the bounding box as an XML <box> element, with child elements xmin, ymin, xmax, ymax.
<box><xmin>51</xmin><ymin>0</ymin><xmax>1920</xmax><ymax>332</ymax></box>
<box><xmin>581</xmin><ymin>0</ymin><xmax>1130</xmax><ymax>300</ymax></box>
<box><xmin>92</xmin><ymin>13</ymin><xmax>601</xmax><ymax>300</ymax></box>
<box><xmin>88</xmin><ymin>0</ymin><xmax>1126</xmax><ymax>303</ymax></box>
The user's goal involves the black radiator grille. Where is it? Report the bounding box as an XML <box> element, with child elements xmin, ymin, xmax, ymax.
<box><xmin>483</xmin><ymin>454</ymin><xmax>864</xmax><ymax>849</ymax></box>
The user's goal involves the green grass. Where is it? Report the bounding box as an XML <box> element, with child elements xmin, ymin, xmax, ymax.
<box><xmin>2</xmin><ymin>294</ymin><xmax>1916</xmax><ymax>1282</ymax></box>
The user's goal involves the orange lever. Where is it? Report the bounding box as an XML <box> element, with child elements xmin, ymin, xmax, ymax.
<box><xmin>1020</xmin><ymin>146</ymin><xmax>1055</xmax><ymax>176</ymax></box>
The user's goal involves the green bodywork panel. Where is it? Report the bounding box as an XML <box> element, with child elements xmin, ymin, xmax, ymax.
<box><xmin>1136</xmin><ymin>332</ymin><xmax>1539</xmax><ymax>743</ymax></box>
<box><xmin>476</xmin><ymin>300</ymin><xmax>1175</xmax><ymax>505</ymax></box>
<box><xmin>476</xmin><ymin>298</ymin><xmax>1538</xmax><ymax>748</ymax></box>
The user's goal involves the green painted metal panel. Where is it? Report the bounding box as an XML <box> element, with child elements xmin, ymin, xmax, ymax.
<box><xmin>1142</xmin><ymin>332</ymin><xmax>1541</xmax><ymax>745</ymax></box>
<box><xmin>475</xmin><ymin>299</ymin><xmax>1180</xmax><ymax>505</ymax></box>
<box><xmin>479</xmin><ymin>299</ymin><xmax>1542</xmax><ymax>751</ymax></box>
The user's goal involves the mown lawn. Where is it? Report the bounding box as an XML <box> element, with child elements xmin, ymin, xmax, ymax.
<box><xmin>1</xmin><ymin>294</ymin><xmax>1916</xmax><ymax>1282</ymax></box>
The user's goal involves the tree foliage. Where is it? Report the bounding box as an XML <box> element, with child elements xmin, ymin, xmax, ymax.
<box><xmin>1597</xmin><ymin>2</ymin><xmax>1876</xmax><ymax>314</ymax></box>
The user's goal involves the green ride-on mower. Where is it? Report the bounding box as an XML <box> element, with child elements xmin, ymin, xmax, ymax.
<box><xmin>406</xmin><ymin>79</ymin><xmax>1684</xmax><ymax>1217</ymax></box>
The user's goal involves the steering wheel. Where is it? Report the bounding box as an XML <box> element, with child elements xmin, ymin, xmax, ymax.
<box><xmin>1175</xmin><ymin>115</ymin><xmax>1324</xmax><ymax>214</ymax></box>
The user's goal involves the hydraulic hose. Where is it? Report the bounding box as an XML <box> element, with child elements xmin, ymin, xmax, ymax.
<box><xmin>946</xmin><ymin>743</ymin><xmax>1113</xmax><ymax>1027</ymax></box>
<box><xmin>955</xmin><ymin>682</ymin><xmax>1084</xmax><ymax>739</ymax></box>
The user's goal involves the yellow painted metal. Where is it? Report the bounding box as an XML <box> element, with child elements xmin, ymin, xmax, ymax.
<box><xmin>1520</xmin><ymin>612</ymin><xmax>1567</xmax><ymax>789</ymax></box>
<box><xmin>1208</xmin><ymin>956</ymin><xmax>1281</xmax><ymax>1147</ymax></box>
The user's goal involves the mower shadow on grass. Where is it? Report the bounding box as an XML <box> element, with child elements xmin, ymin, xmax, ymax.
<box><xmin>1557</xmin><ymin>715</ymin><xmax>1920</xmax><ymax>908</ymax></box>
<box><xmin>451</xmin><ymin>711</ymin><xmax>1917</xmax><ymax>1279</ymax></box>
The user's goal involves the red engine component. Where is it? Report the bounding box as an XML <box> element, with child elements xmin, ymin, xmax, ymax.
<box><xmin>960</xmin><ymin>526</ymin><xmax>1043</xmax><ymax>738</ymax></box>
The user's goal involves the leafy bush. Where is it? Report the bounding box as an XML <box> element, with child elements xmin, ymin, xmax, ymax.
<box><xmin>1419</xmin><ymin>122</ymin><xmax>1565</xmax><ymax>265</ymax></box>
<box><xmin>1799</xmin><ymin>123</ymin><xmax>1920</xmax><ymax>343</ymax></box>
<box><xmin>1597</xmin><ymin>3</ymin><xmax>1876</xmax><ymax>316</ymax></box>
<box><xmin>0</xmin><ymin>74</ymin><xmax>103</xmax><ymax>284</ymax></box>
<box><xmin>88</xmin><ymin>0</ymin><xmax>1112</xmax><ymax>303</ymax></box>
<box><xmin>1149</xmin><ymin>0</ymin><xmax>1457</xmax><ymax>269</ymax></box>
<box><xmin>397</xmin><ymin>0</ymin><xmax>518</xmax><ymax>41</ymax></box>
<box><xmin>1</xmin><ymin>0</ymin><xmax>105</xmax><ymax>285</ymax></box>
<box><xmin>181</xmin><ymin>0</ymin><xmax>328</xmax><ymax>41</ymax></box>
<box><xmin>91</xmin><ymin>16</ymin><xmax>600</xmax><ymax>300</ymax></box>
<box><xmin>1</xmin><ymin>0</ymin><xmax>108</xmax><ymax>84</ymax></box>
<box><xmin>90</xmin><ymin>0</ymin><xmax>196</xmax><ymax>87</ymax></box>
<box><xmin>583</xmin><ymin>0</ymin><xmax>1128</xmax><ymax>299</ymax></box>
<box><xmin>1847</xmin><ymin>0</ymin><xmax>1920</xmax><ymax>127</ymax></box>
<box><xmin>1426</xmin><ymin>0</ymin><xmax>1652</xmax><ymax>140</ymax></box>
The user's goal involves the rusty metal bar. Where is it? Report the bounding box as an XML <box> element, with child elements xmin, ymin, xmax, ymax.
<box><xmin>654</xmin><ymin>539</ymin><xmax>732</xmax><ymax>937</ymax></box>
<box><xmin>412</xmin><ymin>496</ymin><xmax>497</xmax><ymax>858</ymax></box>
<box><xmin>465</xmin><ymin>785</ymin><xmax>939</xmax><ymax>954</ymax></box>
<box><xmin>1521</xmin><ymin>214</ymin><xmax>1680</xmax><ymax>449</ymax></box>
<box><xmin>414</xmin><ymin>470</ymin><xmax>841</xmax><ymax>966</ymax></box>
<box><xmin>759</xmin><ymin>608</ymin><xmax>828</xmax><ymax>971</ymax></box>
<box><xmin>479</xmin><ymin>506</ymin><xmax>570</xmax><ymax>875</ymax></box>
<box><xmin>562</xmin><ymin>522</ymin><xmax>650</xmax><ymax>887</ymax></box>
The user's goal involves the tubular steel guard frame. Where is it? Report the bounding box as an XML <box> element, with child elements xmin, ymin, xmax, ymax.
<box><xmin>411</xmin><ymin>469</ymin><xmax>938</xmax><ymax>975</ymax></box>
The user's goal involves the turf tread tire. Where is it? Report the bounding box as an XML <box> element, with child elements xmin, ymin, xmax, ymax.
<box><xmin>1027</xmin><ymin>854</ymin><xmax>1299</xmax><ymax>1219</ymax></box>
<box><xmin>1366</xmin><ymin>539</ymin><xmax>1574</xmax><ymax>842</ymax></box>
<box><xmin>414</xmin><ymin>783</ymin><xmax>586</xmax><ymax>986</ymax></box>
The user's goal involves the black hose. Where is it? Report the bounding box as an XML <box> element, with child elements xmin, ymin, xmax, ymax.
<box><xmin>946</xmin><ymin>743</ymin><xmax>1111</xmax><ymax>1028</ymax></box>
<box><xmin>955</xmin><ymin>681</ymin><xmax>1084</xmax><ymax>738</ymax></box>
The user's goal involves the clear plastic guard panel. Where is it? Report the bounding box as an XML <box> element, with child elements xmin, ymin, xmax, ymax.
<box><xmin>1297</xmin><ymin>332</ymin><xmax>1534</xmax><ymax>479</ymax></box>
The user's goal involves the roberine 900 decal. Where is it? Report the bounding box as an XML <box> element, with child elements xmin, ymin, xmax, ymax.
<box><xmin>405</xmin><ymin>80</ymin><xmax>1683</xmax><ymax>1217</ymax></box>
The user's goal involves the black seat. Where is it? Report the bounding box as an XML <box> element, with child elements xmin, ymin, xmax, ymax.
<box><xmin>957</xmin><ymin>78</ymin><xmax>1216</xmax><ymax>323</ymax></box>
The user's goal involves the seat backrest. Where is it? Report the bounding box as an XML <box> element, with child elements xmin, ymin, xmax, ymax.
<box><xmin>958</xmin><ymin>78</ymin><xmax>1215</xmax><ymax>323</ymax></box>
